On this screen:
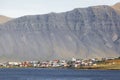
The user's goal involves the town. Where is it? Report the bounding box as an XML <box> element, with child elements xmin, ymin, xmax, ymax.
<box><xmin>0</xmin><ymin>57</ymin><xmax>120</xmax><ymax>69</ymax></box>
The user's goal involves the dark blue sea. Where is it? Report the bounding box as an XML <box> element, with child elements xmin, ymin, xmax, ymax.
<box><xmin>0</xmin><ymin>68</ymin><xmax>120</xmax><ymax>80</ymax></box>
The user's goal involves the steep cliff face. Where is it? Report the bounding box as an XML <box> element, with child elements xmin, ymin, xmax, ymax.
<box><xmin>0</xmin><ymin>4</ymin><xmax>120</xmax><ymax>61</ymax></box>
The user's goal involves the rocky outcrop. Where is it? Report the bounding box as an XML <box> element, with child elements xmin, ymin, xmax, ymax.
<box><xmin>0</xmin><ymin>4</ymin><xmax>120</xmax><ymax>61</ymax></box>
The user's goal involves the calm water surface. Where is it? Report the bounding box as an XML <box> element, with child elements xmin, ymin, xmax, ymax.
<box><xmin>0</xmin><ymin>68</ymin><xmax>120</xmax><ymax>80</ymax></box>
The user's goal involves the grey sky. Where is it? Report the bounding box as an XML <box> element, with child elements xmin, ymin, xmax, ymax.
<box><xmin>0</xmin><ymin>0</ymin><xmax>120</xmax><ymax>17</ymax></box>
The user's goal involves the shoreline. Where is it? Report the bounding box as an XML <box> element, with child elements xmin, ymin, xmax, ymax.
<box><xmin>0</xmin><ymin>65</ymin><xmax>120</xmax><ymax>70</ymax></box>
<box><xmin>1</xmin><ymin>58</ymin><xmax>120</xmax><ymax>70</ymax></box>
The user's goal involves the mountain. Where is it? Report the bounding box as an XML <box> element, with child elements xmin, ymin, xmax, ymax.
<box><xmin>0</xmin><ymin>15</ymin><xmax>11</xmax><ymax>24</ymax></box>
<box><xmin>112</xmin><ymin>2</ymin><xmax>120</xmax><ymax>13</ymax></box>
<box><xmin>0</xmin><ymin>3</ymin><xmax>120</xmax><ymax>61</ymax></box>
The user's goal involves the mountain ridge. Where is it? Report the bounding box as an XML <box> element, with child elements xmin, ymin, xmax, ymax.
<box><xmin>112</xmin><ymin>2</ymin><xmax>120</xmax><ymax>13</ymax></box>
<box><xmin>0</xmin><ymin>15</ymin><xmax>12</xmax><ymax>24</ymax></box>
<box><xmin>0</xmin><ymin>3</ymin><xmax>120</xmax><ymax>61</ymax></box>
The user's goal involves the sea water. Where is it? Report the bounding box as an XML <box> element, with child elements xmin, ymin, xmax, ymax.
<box><xmin>0</xmin><ymin>68</ymin><xmax>119</xmax><ymax>80</ymax></box>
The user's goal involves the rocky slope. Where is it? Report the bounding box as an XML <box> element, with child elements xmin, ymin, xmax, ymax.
<box><xmin>0</xmin><ymin>3</ymin><xmax>120</xmax><ymax>61</ymax></box>
<box><xmin>0</xmin><ymin>15</ymin><xmax>11</xmax><ymax>24</ymax></box>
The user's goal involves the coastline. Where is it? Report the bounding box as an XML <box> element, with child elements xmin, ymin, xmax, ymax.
<box><xmin>0</xmin><ymin>58</ymin><xmax>120</xmax><ymax>70</ymax></box>
<box><xmin>0</xmin><ymin>64</ymin><xmax>120</xmax><ymax>70</ymax></box>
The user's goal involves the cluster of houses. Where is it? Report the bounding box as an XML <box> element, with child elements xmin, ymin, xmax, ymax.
<box><xmin>0</xmin><ymin>57</ymin><xmax>117</xmax><ymax>68</ymax></box>
<box><xmin>0</xmin><ymin>58</ymin><xmax>103</xmax><ymax>68</ymax></box>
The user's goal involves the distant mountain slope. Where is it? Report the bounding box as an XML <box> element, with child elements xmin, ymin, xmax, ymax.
<box><xmin>112</xmin><ymin>2</ymin><xmax>120</xmax><ymax>13</ymax></box>
<box><xmin>0</xmin><ymin>15</ymin><xmax>11</xmax><ymax>24</ymax></box>
<box><xmin>0</xmin><ymin>3</ymin><xmax>120</xmax><ymax>61</ymax></box>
